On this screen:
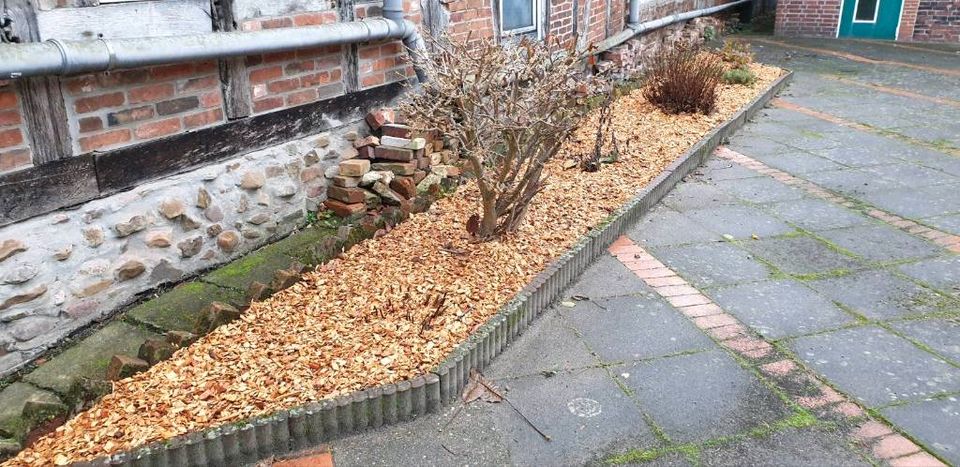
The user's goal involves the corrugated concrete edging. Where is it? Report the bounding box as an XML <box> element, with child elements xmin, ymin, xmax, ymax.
<box><xmin>76</xmin><ymin>71</ymin><xmax>793</xmax><ymax>467</ymax></box>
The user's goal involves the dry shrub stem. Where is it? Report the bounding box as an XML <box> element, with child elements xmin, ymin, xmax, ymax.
<box><xmin>400</xmin><ymin>34</ymin><xmax>594</xmax><ymax>241</ymax></box>
<box><xmin>643</xmin><ymin>46</ymin><xmax>725</xmax><ymax>115</ymax></box>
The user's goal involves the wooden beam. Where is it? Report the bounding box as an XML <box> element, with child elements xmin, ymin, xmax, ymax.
<box><xmin>8</xmin><ymin>0</ymin><xmax>72</xmax><ymax>165</ymax></box>
<box><xmin>339</xmin><ymin>0</ymin><xmax>360</xmax><ymax>94</ymax></box>
<box><xmin>420</xmin><ymin>0</ymin><xmax>450</xmax><ymax>42</ymax></box>
<box><xmin>0</xmin><ymin>156</ymin><xmax>98</xmax><ymax>227</ymax></box>
<box><xmin>211</xmin><ymin>0</ymin><xmax>253</xmax><ymax>119</ymax></box>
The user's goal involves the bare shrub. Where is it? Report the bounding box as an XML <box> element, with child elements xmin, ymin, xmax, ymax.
<box><xmin>643</xmin><ymin>45</ymin><xmax>724</xmax><ymax>115</ymax></box>
<box><xmin>400</xmin><ymin>35</ymin><xmax>593</xmax><ymax>241</ymax></box>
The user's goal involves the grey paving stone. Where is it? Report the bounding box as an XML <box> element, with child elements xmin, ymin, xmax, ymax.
<box><xmin>661</xmin><ymin>182</ymin><xmax>737</xmax><ymax>212</ymax></box>
<box><xmin>922</xmin><ymin>213</ymin><xmax>960</xmax><ymax>236</ymax></box>
<box><xmin>917</xmin><ymin>155</ymin><xmax>960</xmax><ymax>178</ymax></box>
<box><xmin>805</xmin><ymin>169</ymin><xmax>907</xmax><ymax>196</ymax></box>
<box><xmin>490</xmin><ymin>368</ymin><xmax>656</xmax><ymax>466</ymax></box>
<box><xmin>744</xmin><ymin>236</ymin><xmax>862</xmax><ymax>276</ymax></box>
<box><xmin>812</xmin><ymin>145</ymin><xmax>899</xmax><ymax>167</ymax></box>
<box><xmin>333</xmin><ymin>404</ymin><xmax>511</xmax><ymax>466</ymax></box>
<box><xmin>713</xmin><ymin>177</ymin><xmax>807</xmax><ymax>204</ymax></box>
<box><xmin>484</xmin><ymin>311</ymin><xmax>599</xmax><ymax>379</ymax></box>
<box><xmin>684</xmin><ymin>205</ymin><xmax>797</xmax><ymax>240</ymax></box>
<box><xmin>627</xmin><ymin>205</ymin><xmax>720</xmax><ymax>248</ymax></box>
<box><xmin>790</xmin><ymin>326</ymin><xmax>960</xmax><ymax>406</ymax></box>
<box><xmin>861</xmin><ymin>184</ymin><xmax>960</xmax><ymax>219</ymax></box>
<box><xmin>898</xmin><ymin>257</ymin><xmax>960</xmax><ymax>297</ymax></box>
<box><xmin>749</xmin><ymin>150</ymin><xmax>846</xmax><ymax>175</ymax></box>
<box><xmin>568</xmin><ymin>254</ymin><xmax>656</xmax><ymax>299</ymax></box>
<box><xmin>619</xmin><ymin>350</ymin><xmax>792</xmax><ymax>443</ymax></box>
<box><xmin>881</xmin><ymin>398</ymin><xmax>960</xmax><ymax>465</ymax></box>
<box><xmin>889</xmin><ymin>318</ymin><xmax>960</xmax><ymax>364</ymax></box>
<box><xmin>807</xmin><ymin>270</ymin><xmax>951</xmax><ymax>320</ymax></box>
<box><xmin>561</xmin><ymin>295</ymin><xmax>714</xmax><ymax>362</ymax></box>
<box><xmin>649</xmin><ymin>242</ymin><xmax>771</xmax><ymax>288</ymax></box>
<box><xmin>816</xmin><ymin>224</ymin><xmax>943</xmax><ymax>263</ymax></box>
<box><xmin>763</xmin><ymin>198</ymin><xmax>869</xmax><ymax>231</ymax></box>
<box><xmin>727</xmin><ymin>133</ymin><xmax>797</xmax><ymax>157</ymax></box>
<box><xmin>865</xmin><ymin>163</ymin><xmax>959</xmax><ymax>187</ymax></box>
<box><xmin>697</xmin><ymin>158</ymin><xmax>762</xmax><ymax>181</ymax></box>
<box><xmin>778</xmin><ymin>133</ymin><xmax>844</xmax><ymax>152</ymax></box>
<box><xmin>700</xmin><ymin>427</ymin><xmax>870</xmax><ymax>467</ymax></box>
<box><xmin>708</xmin><ymin>280</ymin><xmax>855</xmax><ymax>339</ymax></box>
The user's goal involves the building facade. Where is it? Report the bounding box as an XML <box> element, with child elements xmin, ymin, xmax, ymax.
<box><xmin>775</xmin><ymin>0</ymin><xmax>959</xmax><ymax>41</ymax></box>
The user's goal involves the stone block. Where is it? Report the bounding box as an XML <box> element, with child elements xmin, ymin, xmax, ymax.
<box><xmin>374</xmin><ymin>146</ymin><xmax>414</xmax><ymax>162</ymax></box>
<box><xmin>365</xmin><ymin>109</ymin><xmax>394</xmax><ymax>130</ymax></box>
<box><xmin>194</xmin><ymin>301</ymin><xmax>242</xmax><ymax>335</ymax></box>
<box><xmin>338</xmin><ymin>160</ymin><xmax>370</xmax><ymax>177</ymax></box>
<box><xmin>371</xmin><ymin>162</ymin><xmax>416</xmax><ymax>176</ymax></box>
<box><xmin>389</xmin><ymin>177</ymin><xmax>416</xmax><ymax>199</ymax></box>
<box><xmin>324</xmin><ymin>199</ymin><xmax>366</xmax><ymax>217</ymax></box>
<box><xmin>328</xmin><ymin>186</ymin><xmax>366</xmax><ymax>204</ymax></box>
<box><xmin>105</xmin><ymin>355</ymin><xmax>149</xmax><ymax>381</ymax></box>
<box><xmin>380</xmin><ymin>136</ymin><xmax>427</xmax><ymax>150</ymax></box>
<box><xmin>381</xmin><ymin>123</ymin><xmax>412</xmax><ymax>139</ymax></box>
<box><xmin>165</xmin><ymin>330</ymin><xmax>198</xmax><ymax>348</ymax></box>
<box><xmin>332</xmin><ymin>176</ymin><xmax>360</xmax><ymax>188</ymax></box>
<box><xmin>271</xmin><ymin>268</ymin><xmax>300</xmax><ymax>292</ymax></box>
<box><xmin>138</xmin><ymin>338</ymin><xmax>176</xmax><ymax>365</ymax></box>
<box><xmin>352</xmin><ymin>135</ymin><xmax>379</xmax><ymax>149</ymax></box>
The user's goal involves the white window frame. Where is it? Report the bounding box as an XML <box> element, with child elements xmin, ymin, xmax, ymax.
<box><xmin>851</xmin><ymin>0</ymin><xmax>880</xmax><ymax>23</ymax></box>
<box><xmin>499</xmin><ymin>0</ymin><xmax>541</xmax><ymax>36</ymax></box>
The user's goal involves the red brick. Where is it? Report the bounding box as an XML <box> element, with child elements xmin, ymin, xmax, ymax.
<box><xmin>666</xmin><ymin>294</ymin><xmax>712</xmax><ymax>308</ymax></box>
<box><xmin>644</xmin><ymin>276</ymin><xmax>687</xmax><ymax>287</ymax></box>
<box><xmin>694</xmin><ymin>313</ymin><xmax>739</xmax><ymax>330</ymax></box>
<box><xmin>0</xmin><ymin>109</ymin><xmax>20</xmax><ymax>126</ymax></box>
<box><xmin>889</xmin><ymin>452</ymin><xmax>947</xmax><ymax>467</ymax></box>
<box><xmin>833</xmin><ymin>402</ymin><xmax>865</xmax><ymax>418</ymax></box>
<box><xmin>79</xmin><ymin>129</ymin><xmax>132</xmax><ymax>152</ymax></box>
<box><xmin>287</xmin><ymin>89</ymin><xmax>319</xmax><ymax>106</ymax></box>
<box><xmin>361</xmin><ymin>72</ymin><xmax>386</xmax><ymax>88</ymax></box>
<box><xmin>654</xmin><ymin>284</ymin><xmax>699</xmax><ymax>297</ymax></box>
<box><xmin>253</xmin><ymin>97</ymin><xmax>284</xmax><ymax>113</ymax></box>
<box><xmin>135</xmin><ymin>118</ymin><xmax>182</xmax><ymax>139</ymax></box>
<box><xmin>622</xmin><ymin>259</ymin><xmax>663</xmax><ymax>271</ymax></box>
<box><xmin>0</xmin><ymin>90</ymin><xmax>16</xmax><ymax>110</ymax></box>
<box><xmin>180</xmin><ymin>76</ymin><xmax>219</xmax><ymax>92</ymax></box>
<box><xmin>374</xmin><ymin>146</ymin><xmax>414</xmax><ymax>161</ymax></box>
<box><xmin>760</xmin><ymin>360</ymin><xmax>796</xmax><ymax>376</ymax></box>
<box><xmin>679</xmin><ymin>303</ymin><xmax>722</xmax><ymax>318</ymax></box>
<box><xmin>74</xmin><ymin>92</ymin><xmax>125</xmax><ymax>114</ymax></box>
<box><xmin>250</xmin><ymin>66</ymin><xmax>284</xmax><ymax>84</ymax></box>
<box><xmin>128</xmin><ymin>83</ymin><xmax>175</xmax><ymax>104</ymax></box>
<box><xmin>273</xmin><ymin>452</ymin><xmax>334</xmax><ymax>467</ymax></box>
<box><xmin>873</xmin><ymin>435</ymin><xmax>921</xmax><ymax>459</ymax></box>
<box><xmin>260</xmin><ymin>17</ymin><xmax>294</xmax><ymax>29</ymax></box>
<box><xmin>107</xmin><ymin>106</ymin><xmax>155</xmax><ymax>126</ymax></box>
<box><xmin>854</xmin><ymin>421</ymin><xmax>894</xmax><ymax>441</ymax></box>
<box><xmin>723</xmin><ymin>336</ymin><xmax>771</xmax><ymax>353</ymax></box>
<box><xmin>324</xmin><ymin>199</ymin><xmax>365</xmax><ymax>217</ymax></box>
<box><xmin>301</xmin><ymin>71</ymin><xmax>335</xmax><ymax>87</ymax></box>
<box><xmin>150</xmin><ymin>63</ymin><xmax>197</xmax><ymax>81</ymax></box>
<box><xmin>183</xmin><ymin>109</ymin><xmax>223</xmax><ymax>129</ymax></box>
<box><xmin>293</xmin><ymin>11</ymin><xmax>336</xmax><ymax>26</ymax></box>
<box><xmin>0</xmin><ymin>148</ymin><xmax>31</xmax><ymax>172</ymax></box>
<box><xmin>264</xmin><ymin>51</ymin><xmax>298</xmax><ymax>63</ymax></box>
<box><xmin>0</xmin><ymin>128</ymin><xmax>23</xmax><ymax>148</ymax></box>
<box><xmin>328</xmin><ymin>186</ymin><xmax>365</xmax><ymax>204</ymax></box>
<box><xmin>268</xmin><ymin>78</ymin><xmax>301</xmax><ymax>94</ymax></box>
<box><xmin>78</xmin><ymin>116</ymin><xmax>103</xmax><ymax>133</ymax></box>
<box><xmin>634</xmin><ymin>268</ymin><xmax>676</xmax><ymax>279</ymax></box>
<box><xmin>200</xmin><ymin>91</ymin><xmax>223</xmax><ymax>109</ymax></box>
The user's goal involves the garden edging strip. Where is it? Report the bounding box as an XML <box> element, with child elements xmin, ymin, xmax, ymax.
<box><xmin>77</xmin><ymin>71</ymin><xmax>793</xmax><ymax>467</ymax></box>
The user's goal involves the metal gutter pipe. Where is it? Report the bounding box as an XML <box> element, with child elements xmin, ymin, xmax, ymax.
<box><xmin>0</xmin><ymin>0</ymin><xmax>428</xmax><ymax>82</ymax></box>
<box><xmin>602</xmin><ymin>0</ymin><xmax>751</xmax><ymax>53</ymax></box>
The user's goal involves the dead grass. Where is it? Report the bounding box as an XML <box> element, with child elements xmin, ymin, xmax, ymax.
<box><xmin>7</xmin><ymin>62</ymin><xmax>783</xmax><ymax>466</ymax></box>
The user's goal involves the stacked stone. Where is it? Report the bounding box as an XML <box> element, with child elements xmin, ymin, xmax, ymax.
<box><xmin>323</xmin><ymin>109</ymin><xmax>462</xmax><ymax>217</ymax></box>
<box><xmin>596</xmin><ymin>16</ymin><xmax>723</xmax><ymax>79</ymax></box>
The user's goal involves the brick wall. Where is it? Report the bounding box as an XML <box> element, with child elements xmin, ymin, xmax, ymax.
<box><xmin>898</xmin><ymin>0</ymin><xmax>921</xmax><ymax>39</ymax></box>
<box><xmin>549</xmin><ymin>0</ymin><xmax>577</xmax><ymax>46</ymax></box>
<box><xmin>774</xmin><ymin>0</ymin><xmax>842</xmax><ymax>37</ymax></box>
<box><xmin>911</xmin><ymin>0</ymin><xmax>960</xmax><ymax>42</ymax></box>
<box><xmin>357</xmin><ymin>0</ymin><xmax>418</xmax><ymax>90</ymax></box>
<box><xmin>63</xmin><ymin>63</ymin><xmax>225</xmax><ymax>154</ymax></box>
<box><xmin>0</xmin><ymin>83</ymin><xmax>33</xmax><ymax>173</ymax></box>
<box><xmin>447</xmin><ymin>0</ymin><xmax>496</xmax><ymax>43</ymax></box>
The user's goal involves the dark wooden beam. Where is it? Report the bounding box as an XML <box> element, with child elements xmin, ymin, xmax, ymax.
<box><xmin>339</xmin><ymin>0</ymin><xmax>360</xmax><ymax>94</ymax></box>
<box><xmin>8</xmin><ymin>0</ymin><xmax>72</xmax><ymax>165</ymax></box>
<box><xmin>211</xmin><ymin>0</ymin><xmax>254</xmax><ymax>119</ymax></box>
<box><xmin>0</xmin><ymin>156</ymin><xmax>98</xmax><ymax>227</ymax></box>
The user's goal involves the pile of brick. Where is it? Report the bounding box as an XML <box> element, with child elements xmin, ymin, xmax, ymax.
<box><xmin>323</xmin><ymin>109</ymin><xmax>462</xmax><ymax>217</ymax></box>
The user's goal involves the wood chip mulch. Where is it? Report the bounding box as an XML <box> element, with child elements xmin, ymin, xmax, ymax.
<box><xmin>7</xmin><ymin>63</ymin><xmax>782</xmax><ymax>466</ymax></box>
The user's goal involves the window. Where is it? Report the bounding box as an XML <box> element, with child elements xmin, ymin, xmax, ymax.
<box><xmin>853</xmin><ymin>0</ymin><xmax>879</xmax><ymax>22</ymax></box>
<box><xmin>500</xmin><ymin>0</ymin><xmax>538</xmax><ymax>35</ymax></box>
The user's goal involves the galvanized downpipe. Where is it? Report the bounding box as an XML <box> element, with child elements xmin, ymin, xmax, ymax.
<box><xmin>0</xmin><ymin>0</ymin><xmax>428</xmax><ymax>82</ymax></box>
<box><xmin>603</xmin><ymin>0</ymin><xmax>752</xmax><ymax>53</ymax></box>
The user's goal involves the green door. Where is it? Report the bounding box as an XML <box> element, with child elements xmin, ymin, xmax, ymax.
<box><xmin>838</xmin><ymin>0</ymin><xmax>903</xmax><ymax>39</ymax></box>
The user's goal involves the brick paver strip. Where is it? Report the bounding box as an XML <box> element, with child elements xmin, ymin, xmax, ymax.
<box><xmin>748</xmin><ymin>37</ymin><xmax>960</xmax><ymax>78</ymax></box>
<box><xmin>822</xmin><ymin>75</ymin><xmax>960</xmax><ymax>109</ymax></box>
<box><xmin>715</xmin><ymin>146</ymin><xmax>960</xmax><ymax>254</ymax></box>
<box><xmin>608</xmin><ymin>235</ymin><xmax>945</xmax><ymax>466</ymax></box>
<box><xmin>770</xmin><ymin>99</ymin><xmax>960</xmax><ymax>158</ymax></box>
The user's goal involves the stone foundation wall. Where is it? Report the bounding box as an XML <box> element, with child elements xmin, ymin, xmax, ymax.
<box><xmin>598</xmin><ymin>16</ymin><xmax>726</xmax><ymax>78</ymax></box>
<box><xmin>0</xmin><ymin>126</ymin><xmax>361</xmax><ymax>377</ymax></box>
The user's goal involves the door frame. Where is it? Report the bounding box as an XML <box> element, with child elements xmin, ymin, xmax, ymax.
<box><xmin>835</xmin><ymin>0</ymin><xmax>906</xmax><ymax>40</ymax></box>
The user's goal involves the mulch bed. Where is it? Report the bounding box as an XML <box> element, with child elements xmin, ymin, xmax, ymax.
<box><xmin>7</xmin><ymin>63</ymin><xmax>783</xmax><ymax>466</ymax></box>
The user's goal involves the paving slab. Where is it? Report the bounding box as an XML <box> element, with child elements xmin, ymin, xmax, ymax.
<box><xmin>762</xmin><ymin>198</ymin><xmax>869</xmax><ymax>231</ymax></box>
<box><xmin>790</xmin><ymin>326</ymin><xmax>960</xmax><ymax>406</ymax></box>
<box><xmin>696</xmin><ymin>158</ymin><xmax>762</xmax><ymax>181</ymax></box>
<box><xmin>618</xmin><ymin>350</ymin><xmax>793</xmax><ymax>443</ymax></box>
<box><xmin>748</xmin><ymin>150</ymin><xmax>846</xmax><ymax>175</ymax></box>
<box><xmin>804</xmin><ymin>168</ymin><xmax>907</xmax><ymax>196</ymax></box>
<box><xmin>0</xmin><ymin>383</ymin><xmax>59</xmax><ymax>438</ymax></box>
<box><xmin>661</xmin><ymin>182</ymin><xmax>737</xmax><ymax>212</ymax></box>
<box><xmin>898</xmin><ymin>257</ymin><xmax>960</xmax><ymax>297</ymax></box>
<box><xmin>889</xmin><ymin>318</ymin><xmax>960</xmax><ymax>364</ymax></box>
<box><xmin>125</xmin><ymin>281</ymin><xmax>246</xmax><ymax>333</ymax></box>
<box><xmin>484</xmin><ymin>311</ymin><xmax>598</xmax><ymax>379</ymax></box>
<box><xmin>23</xmin><ymin>322</ymin><xmax>159</xmax><ymax>395</ymax></box>
<box><xmin>649</xmin><ymin>242</ymin><xmax>772</xmax><ymax>288</ymax></box>
<box><xmin>744</xmin><ymin>236</ymin><xmax>862</xmax><ymax>276</ymax></box>
<box><xmin>561</xmin><ymin>295</ymin><xmax>714</xmax><ymax>363</ymax></box>
<box><xmin>807</xmin><ymin>270</ymin><xmax>952</xmax><ymax>320</ymax></box>
<box><xmin>626</xmin><ymin>205</ymin><xmax>720</xmax><ymax>248</ymax></box>
<box><xmin>489</xmin><ymin>368</ymin><xmax>657</xmax><ymax>466</ymax></box>
<box><xmin>816</xmin><ymin>224</ymin><xmax>943</xmax><ymax>263</ymax></box>
<box><xmin>864</xmin><ymin>163</ymin><xmax>959</xmax><ymax>187</ymax></box>
<box><xmin>708</xmin><ymin>280</ymin><xmax>855</xmax><ymax>339</ymax></box>
<box><xmin>921</xmin><ymin>213</ymin><xmax>960</xmax><ymax>236</ymax></box>
<box><xmin>699</xmin><ymin>427</ymin><xmax>870</xmax><ymax>467</ymax></box>
<box><xmin>811</xmin><ymin>145</ymin><xmax>898</xmax><ymax>167</ymax></box>
<box><xmin>683</xmin><ymin>205</ymin><xmax>797</xmax><ymax>240</ymax></box>
<box><xmin>713</xmin><ymin>177</ymin><xmax>807</xmax><ymax>204</ymax></box>
<box><xmin>881</xmin><ymin>397</ymin><xmax>960</xmax><ymax>465</ymax></box>
<box><xmin>566</xmin><ymin>254</ymin><xmax>656</xmax><ymax>299</ymax></box>
<box><xmin>860</xmin><ymin>184</ymin><xmax>960</xmax><ymax>219</ymax></box>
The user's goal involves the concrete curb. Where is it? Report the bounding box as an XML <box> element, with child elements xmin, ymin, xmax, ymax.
<box><xmin>78</xmin><ymin>71</ymin><xmax>793</xmax><ymax>467</ymax></box>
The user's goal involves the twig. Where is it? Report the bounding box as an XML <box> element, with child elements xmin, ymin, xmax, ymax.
<box><xmin>476</xmin><ymin>378</ymin><xmax>551</xmax><ymax>441</ymax></box>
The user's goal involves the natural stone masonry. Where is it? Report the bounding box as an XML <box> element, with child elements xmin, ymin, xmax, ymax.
<box><xmin>715</xmin><ymin>146</ymin><xmax>960</xmax><ymax>254</ymax></box>
<box><xmin>607</xmin><ymin>235</ymin><xmax>946</xmax><ymax>466</ymax></box>
<box><xmin>0</xmin><ymin>123</ymin><xmax>365</xmax><ymax>377</ymax></box>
